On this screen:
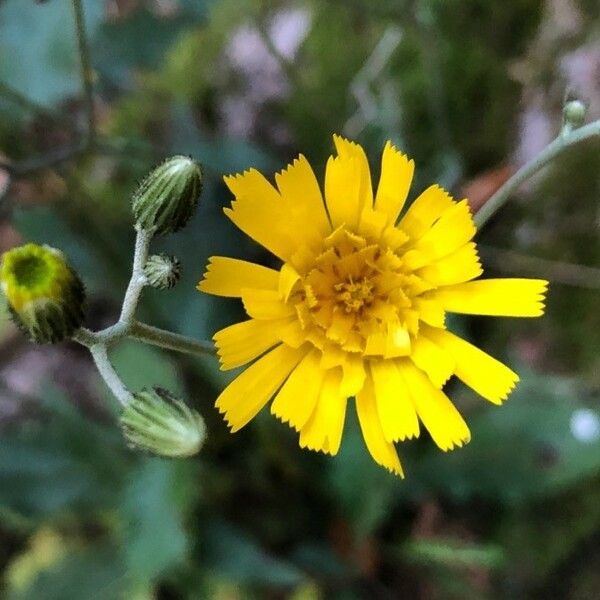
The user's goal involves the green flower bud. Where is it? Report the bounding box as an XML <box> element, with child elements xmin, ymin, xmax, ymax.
<box><xmin>121</xmin><ymin>387</ymin><xmax>206</xmax><ymax>458</ymax></box>
<box><xmin>132</xmin><ymin>156</ymin><xmax>203</xmax><ymax>236</ymax></box>
<box><xmin>563</xmin><ymin>100</ymin><xmax>587</xmax><ymax>129</ymax></box>
<box><xmin>0</xmin><ymin>244</ymin><xmax>85</xmax><ymax>344</ymax></box>
<box><xmin>144</xmin><ymin>254</ymin><xmax>181</xmax><ymax>290</ymax></box>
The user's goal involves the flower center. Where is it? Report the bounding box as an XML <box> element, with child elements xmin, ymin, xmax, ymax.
<box><xmin>290</xmin><ymin>226</ymin><xmax>430</xmax><ymax>357</ymax></box>
<box><xmin>334</xmin><ymin>278</ymin><xmax>374</xmax><ymax>313</ymax></box>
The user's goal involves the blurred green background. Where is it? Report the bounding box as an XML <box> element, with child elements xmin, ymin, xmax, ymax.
<box><xmin>1</xmin><ymin>0</ymin><xmax>599</xmax><ymax>598</ymax></box>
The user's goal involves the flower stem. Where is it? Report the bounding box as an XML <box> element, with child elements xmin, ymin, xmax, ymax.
<box><xmin>89</xmin><ymin>344</ymin><xmax>132</xmax><ymax>407</ymax></box>
<box><xmin>475</xmin><ymin>119</ymin><xmax>600</xmax><ymax>229</ymax></box>
<box><xmin>119</xmin><ymin>228</ymin><xmax>151</xmax><ymax>325</ymax></box>
<box><xmin>71</xmin><ymin>0</ymin><xmax>96</xmax><ymax>147</ymax></box>
<box><xmin>129</xmin><ymin>321</ymin><xmax>216</xmax><ymax>357</ymax></box>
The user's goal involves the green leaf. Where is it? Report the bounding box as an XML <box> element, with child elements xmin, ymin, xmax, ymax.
<box><xmin>119</xmin><ymin>459</ymin><xmax>197</xmax><ymax>589</ymax></box>
<box><xmin>0</xmin><ymin>0</ymin><xmax>103</xmax><ymax>105</ymax></box>
<box><xmin>202</xmin><ymin>520</ymin><xmax>306</xmax><ymax>587</ymax></box>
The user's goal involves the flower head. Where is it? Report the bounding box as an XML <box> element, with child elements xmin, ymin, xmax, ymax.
<box><xmin>121</xmin><ymin>387</ymin><xmax>206</xmax><ymax>458</ymax></box>
<box><xmin>132</xmin><ymin>155</ymin><xmax>203</xmax><ymax>235</ymax></box>
<box><xmin>1</xmin><ymin>243</ymin><xmax>85</xmax><ymax>343</ymax></box>
<box><xmin>198</xmin><ymin>136</ymin><xmax>548</xmax><ymax>476</ymax></box>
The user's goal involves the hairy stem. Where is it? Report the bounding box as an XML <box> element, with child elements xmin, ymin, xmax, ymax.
<box><xmin>130</xmin><ymin>321</ymin><xmax>216</xmax><ymax>357</ymax></box>
<box><xmin>89</xmin><ymin>344</ymin><xmax>132</xmax><ymax>406</ymax></box>
<box><xmin>119</xmin><ymin>228</ymin><xmax>151</xmax><ymax>325</ymax></box>
<box><xmin>71</xmin><ymin>0</ymin><xmax>96</xmax><ymax>147</ymax></box>
<box><xmin>475</xmin><ymin>119</ymin><xmax>600</xmax><ymax>228</ymax></box>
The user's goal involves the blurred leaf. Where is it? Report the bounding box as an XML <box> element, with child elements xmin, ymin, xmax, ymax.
<box><xmin>407</xmin><ymin>371</ymin><xmax>600</xmax><ymax>504</ymax></box>
<box><xmin>0</xmin><ymin>387</ymin><xmax>125</xmax><ymax>522</ymax></box>
<box><xmin>120</xmin><ymin>459</ymin><xmax>197</xmax><ymax>590</ymax></box>
<box><xmin>93</xmin><ymin>4</ymin><xmax>213</xmax><ymax>87</ymax></box>
<box><xmin>328</xmin><ymin>415</ymin><xmax>401</xmax><ymax>538</ymax></box>
<box><xmin>7</xmin><ymin>544</ymin><xmax>126</xmax><ymax>600</ymax></box>
<box><xmin>202</xmin><ymin>520</ymin><xmax>306</xmax><ymax>587</ymax></box>
<box><xmin>0</xmin><ymin>0</ymin><xmax>104</xmax><ymax>105</ymax></box>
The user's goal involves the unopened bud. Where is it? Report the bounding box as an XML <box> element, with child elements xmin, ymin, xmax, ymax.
<box><xmin>121</xmin><ymin>387</ymin><xmax>206</xmax><ymax>458</ymax></box>
<box><xmin>0</xmin><ymin>244</ymin><xmax>85</xmax><ymax>343</ymax></box>
<box><xmin>144</xmin><ymin>254</ymin><xmax>181</xmax><ymax>289</ymax></box>
<box><xmin>563</xmin><ymin>100</ymin><xmax>587</xmax><ymax>130</ymax></box>
<box><xmin>132</xmin><ymin>156</ymin><xmax>202</xmax><ymax>236</ymax></box>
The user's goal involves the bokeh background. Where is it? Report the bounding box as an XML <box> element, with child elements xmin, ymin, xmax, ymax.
<box><xmin>1</xmin><ymin>0</ymin><xmax>599</xmax><ymax>598</ymax></box>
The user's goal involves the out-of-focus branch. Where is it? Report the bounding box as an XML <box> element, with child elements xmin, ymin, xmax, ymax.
<box><xmin>479</xmin><ymin>245</ymin><xmax>600</xmax><ymax>290</ymax></box>
<box><xmin>71</xmin><ymin>0</ymin><xmax>96</xmax><ymax>147</ymax></box>
<box><xmin>475</xmin><ymin>119</ymin><xmax>600</xmax><ymax>228</ymax></box>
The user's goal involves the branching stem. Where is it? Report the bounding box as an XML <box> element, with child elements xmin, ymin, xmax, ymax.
<box><xmin>475</xmin><ymin>119</ymin><xmax>600</xmax><ymax>228</ymax></box>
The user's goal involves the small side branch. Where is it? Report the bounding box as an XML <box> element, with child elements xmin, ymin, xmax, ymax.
<box><xmin>119</xmin><ymin>228</ymin><xmax>151</xmax><ymax>325</ymax></box>
<box><xmin>130</xmin><ymin>321</ymin><xmax>216</xmax><ymax>357</ymax></box>
<box><xmin>475</xmin><ymin>119</ymin><xmax>600</xmax><ymax>228</ymax></box>
<box><xmin>89</xmin><ymin>343</ymin><xmax>132</xmax><ymax>406</ymax></box>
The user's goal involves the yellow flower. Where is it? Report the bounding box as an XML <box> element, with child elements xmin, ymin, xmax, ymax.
<box><xmin>198</xmin><ymin>136</ymin><xmax>548</xmax><ymax>476</ymax></box>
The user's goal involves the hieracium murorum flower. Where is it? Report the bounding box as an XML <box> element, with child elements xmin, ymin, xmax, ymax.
<box><xmin>1</xmin><ymin>243</ymin><xmax>85</xmax><ymax>343</ymax></box>
<box><xmin>198</xmin><ymin>135</ymin><xmax>548</xmax><ymax>476</ymax></box>
<box><xmin>121</xmin><ymin>387</ymin><xmax>206</xmax><ymax>458</ymax></box>
<box><xmin>132</xmin><ymin>155</ymin><xmax>203</xmax><ymax>235</ymax></box>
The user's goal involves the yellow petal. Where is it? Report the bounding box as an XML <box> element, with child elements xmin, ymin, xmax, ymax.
<box><xmin>224</xmin><ymin>169</ymin><xmax>300</xmax><ymax>261</ymax></box>
<box><xmin>340</xmin><ymin>354</ymin><xmax>366</xmax><ymax>398</ymax></box>
<box><xmin>397</xmin><ymin>185</ymin><xmax>455</xmax><ymax>240</ymax></box>
<box><xmin>333</xmin><ymin>134</ymin><xmax>373</xmax><ymax>208</ymax></box>
<box><xmin>410</xmin><ymin>334</ymin><xmax>455</xmax><ymax>388</ymax></box>
<box><xmin>370</xmin><ymin>360</ymin><xmax>419</xmax><ymax>442</ymax></box>
<box><xmin>396</xmin><ymin>360</ymin><xmax>471</xmax><ymax>451</ymax></box>
<box><xmin>271</xmin><ymin>349</ymin><xmax>323</xmax><ymax>431</ymax></box>
<box><xmin>374</xmin><ymin>141</ymin><xmax>415</xmax><ymax>224</ymax></box>
<box><xmin>432</xmin><ymin>278</ymin><xmax>549</xmax><ymax>317</ymax></box>
<box><xmin>411</xmin><ymin>200</ymin><xmax>476</xmax><ymax>261</ymax></box>
<box><xmin>214</xmin><ymin>317</ymin><xmax>293</xmax><ymax>370</ymax></box>
<box><xmin>384</xmin><ymin>322</ymin><xmax>411</xmax><ymax>358</ymax></box>
<box><xmin>216</xmin><ymin>344</ymin><xmax>307</xmax><ymax>432</ymax></box>
<box><xmin>299</xmin><ymin>368</ymin><xmax>347</xmax><ymax>455</ymax></box>
<box><xmin>423</xmin><ymin>326</ymin><xmax>519</xmax><ymax>404</ymax></box>
<box><xmin>413</xmin><ymin>297</ymin><xmax>446</xmax><ymax>328</ymax></box>
<box><xmin>279</xmin><ymin>263</ymin><xmax>301</xmax><ymax>302</ymax></box>
<box><xmin>417</xmin><ymin>242</ymin><xmax>483</xmax><ymax>286</ymax></box>
<box><xmin>355</xmin><ymin>375</ymin><xmax>404</xmax><ymax>476</ymax></box>
<box><xmin>241</xmin><ymin>288</ymin><xmax>295</xmax><ymax>320</ymax></box>
<box><xmin>198</xmin><ymin>257</ymin><xmax>278</xmax><ymax>297</ymax></box>
<box><xmin>324</xmin><ymin>154</ymin><xmax>363</xmax><ymax>231</ymax></box>
<box><xmin>274</xmin><ymin>155</ymin><xmax>331</xmax><ymax>246</ymax></box>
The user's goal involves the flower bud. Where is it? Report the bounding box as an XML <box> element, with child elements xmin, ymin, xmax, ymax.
<box><xmin>563</xmin><ymin>99</ymin><xmax>587</xmax><ymax>130</ymax></box>
<box><xmin>0</xmin><ymin>244</ymin><xmax>85</xmax><ymax>344</ymax></box>
<box><xmin>143</xmin><ymin>254</ymin><xmax>181</xmax><ymax>290</ymax></box>
<box><xmin>121</xmin><ymin>387</ymin><xmax>206</xmax><ymax>458</ymax></box>
<box><xmin>132</xmin><ymin>156</ymin><xmax>203</xmax><ymax>236</ymax></box>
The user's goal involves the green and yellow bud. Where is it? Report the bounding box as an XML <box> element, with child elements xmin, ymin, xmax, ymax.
<box><xmin>563</xmin><ymin>99</ymin><xmax>587</xmax><ymax>130</ymax></box>
<box><xmin>121</xmin><ymin>387</ymin><xmax>206</xmax><ymax>458</ymax></box>
<box><xmin>144</xmin><ymin>254</ymin><xmax>181</xmax><ymax>290</ymax></box>
<box><xmin>132</xmin><ymin>156</ymin><xmax>203</xmax><ymax>236</ymax></box>
<box><xmin>0</xmin><ymin>244</ymin><xmax>85</xmax><ymax>343</ymax></box>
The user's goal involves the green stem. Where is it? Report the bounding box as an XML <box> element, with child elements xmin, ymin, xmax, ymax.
<box><xmin>474</xmin><ymin>119</ymin><xmax>600</xmax><ymax>229</ymax></box>
<box><xmin>119</xmin><ymin>228</ymin><xmax>151</xmax><ymax>325</ymax></box>
<box><xmin>89</xmin><ymin>344</ymin><xmax>132</xmax><ymax>406</ymax></box>
<box><xmin>71</xmin><ymin>0</ymin><xmax>96</xmax><ymax>147</ymax></box>
<box><xmin>130</xmin><ymin>321</ymin><xmax>216</xmax><ymax>357</ymax></box>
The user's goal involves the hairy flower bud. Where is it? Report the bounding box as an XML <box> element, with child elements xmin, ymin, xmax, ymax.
<box><xmin>121</xmin><ymin>387</ymin><xmax>206</xmax><ymax>457</ymax></box>
<box><xmin>0</xmin><ymin>244</ymin><xmax>85</xmax><ymax>343</ymax></box>
<box><xmin>132</xmin><ymin>156</ymin><xmax>203</xmax><ymax>236</ymax></box>
<box><xmin>144</xmin><ymin>254</ymin><xmax>181</xmax><ymax>290</ymax></box>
